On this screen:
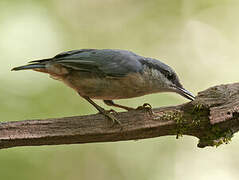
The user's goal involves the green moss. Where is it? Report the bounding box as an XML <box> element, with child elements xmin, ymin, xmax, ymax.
<box><xmin>160</xmin><ymin>104</ymin><xmax>233</xmax><ymax>147</ymax></box>
<box><xmin>189</xmin><ymin>103</ymin><xmax>210</xmax><ymax>128</ymax></box>
<box><xmin>213</xmin><ymin>129</ymin><xmax>233</xmax><ymax>147</ymax></box>
<box><xmin>198</xmin><ymin>127</ymin><xmax>233</xmax><ymax>148</ymax></box>
<box><xmin>161</xmin><ymin>111</ymin><xmax>182</xmax><ymax>121</ymax></box>
<box><xmin>161</xmin><ymin>111</ymin><xmax>188</xmax><ymax>139</ymax></box>
<box><xmin>193</xmin><ymin>103</ymin><xmax>203</xmax><ymax>112</ymax></box>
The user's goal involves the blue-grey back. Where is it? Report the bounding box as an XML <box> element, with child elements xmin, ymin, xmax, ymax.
<box><xmin>49</xmin><ymin>49</ymin><xmax>173</xmax><ymax>78</ymax></box>
<box><xmin>53</xmin><ymin>49</ymin><xmax>143</xmax><ymax>77</ymax></box>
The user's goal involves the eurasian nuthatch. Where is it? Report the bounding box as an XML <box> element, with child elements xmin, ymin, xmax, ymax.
<box><xmin>12</xmin><ymin>49</ymin><xmax>195</xmax><ymax>124</ymax></box>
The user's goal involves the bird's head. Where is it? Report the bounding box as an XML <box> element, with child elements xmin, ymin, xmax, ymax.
<box><xmin>160</xmin><ymin>68</ymin><xmax>195</xmax><ymax>101</ymax></box>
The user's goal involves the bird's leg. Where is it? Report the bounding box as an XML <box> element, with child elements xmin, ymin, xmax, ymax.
<box><xmin>104</xmin><ymin>100</ymin><xmax>153</xmax><ymax>115</ymax></box>
<box><xmin>82</xmin><ymin>96</ymin><xmax>121</xmax><ymax>125</ymax></box>
<box><xmin>103</xmin><ymin>100</ymin><xmax>135</xmax><ymax>111</ymax></box>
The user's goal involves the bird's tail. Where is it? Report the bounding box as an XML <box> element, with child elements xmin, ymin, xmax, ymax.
<box><xmin>11</xmin><ymin>62</ymin><xmax>46</xmax><ymax>71</ymax></box>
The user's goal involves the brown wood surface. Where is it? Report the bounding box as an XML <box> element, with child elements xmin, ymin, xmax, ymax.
<box><xmin>1</xmin><ymin>83</ymin><xmax>239</xmax><ymax>149</ymax></box>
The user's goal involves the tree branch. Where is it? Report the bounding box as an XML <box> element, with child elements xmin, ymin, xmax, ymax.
<box><xmin>1</xmin><ymin>83</ymin><xmax>239</xmax><ymax>149</ymax></box>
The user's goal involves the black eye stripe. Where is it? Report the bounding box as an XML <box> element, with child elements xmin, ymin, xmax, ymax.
<box><xmin>168</xmin><ymin>73</ymin><xmax>174</xmax><ymax>79</ymax></box>
<box><xmin>162</xmin><ymin>70</ymin><xmax>174</xmax><ymax>80</ymax></box>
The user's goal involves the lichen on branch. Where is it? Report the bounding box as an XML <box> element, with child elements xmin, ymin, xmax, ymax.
<box><xmin>0</xmin><ymin>83</ymin><xmax>239</xmax><ymax>149</ymax></box>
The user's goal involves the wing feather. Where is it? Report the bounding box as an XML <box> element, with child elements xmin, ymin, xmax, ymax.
<box><xmin>54</xmin><ymin>49</ymin><xmax>143</xmax><ymax>77</ymax></box>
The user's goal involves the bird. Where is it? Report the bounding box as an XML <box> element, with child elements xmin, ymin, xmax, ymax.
<box><xmin>12</xmin><ymin>49</ymin><xmax>195</xmax><ymax>124</ymax></box>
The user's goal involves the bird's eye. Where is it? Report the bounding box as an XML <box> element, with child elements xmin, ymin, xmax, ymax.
<box><xmin>166</xmin><ymin>73</ymin><xmax>174</xmax><ymax>80</ymax></box>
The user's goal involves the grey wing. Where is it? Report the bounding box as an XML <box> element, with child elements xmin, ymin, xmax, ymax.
<box><xmin>52</xmin><ymin>49</ymin><xmax>143</xmax><ymax>77</ymax></box>
<box><xmin>29</xmin><ymin>49</ymin><xmax>96</xmax><ymax>64</ymax></box>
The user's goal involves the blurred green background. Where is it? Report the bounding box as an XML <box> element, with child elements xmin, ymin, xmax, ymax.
<box><xmin>1</xmin><ymin>0</ymin><xmax>239</xmax><ymax>179</ymax></box>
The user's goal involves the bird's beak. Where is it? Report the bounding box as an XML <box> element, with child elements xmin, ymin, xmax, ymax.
<box><xmin>173</xmin><ymin>86</ymin><xmax>195</xmax><ymax>101</ymax></box>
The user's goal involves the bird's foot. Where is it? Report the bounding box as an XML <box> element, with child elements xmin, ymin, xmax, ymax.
<box><xmin>136</xmin><ymin>103</ymin><xmax>152</xmax><ymax>110</ymax></box>
<box><xmin>136</xmin><ymin>103</ymin><xmax>153</xmax><ymax>115</ymax></box>
<box><xmin>99</xmin><ymin>109</ymin><xmax>121</xmax><ymax>126</ymax></box>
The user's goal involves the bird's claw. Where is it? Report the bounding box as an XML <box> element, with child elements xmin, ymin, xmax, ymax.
<box><xmin>136</xmin><ymin>103</ymin><xmax>153</xmax><ymax>115</ymax></box>
<box><xmin>108</xmin><ymin>109</ymin><xmax>119</xmax><ymax>115</ymax></box>
<box><xmin>100</xmin><ymin>109</ymin><xmax>121</xmax><ymax>126</ymax></box>
<box><xmin>136</xmin><ymin>103</ymin><xmax>152</xmax><ymax>110</ymax></box>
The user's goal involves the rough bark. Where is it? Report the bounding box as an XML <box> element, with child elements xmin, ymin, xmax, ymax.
<box><xmin>1</xmin><ymin>83</ymin><xmax>239</xmax><ymax>149</ymax></box>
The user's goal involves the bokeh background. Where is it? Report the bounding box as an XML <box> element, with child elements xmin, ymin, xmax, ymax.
<box><xmin>1</xmin><ymin>0</ymin><xmax>239</xmax><ymax>179</ymax></box>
